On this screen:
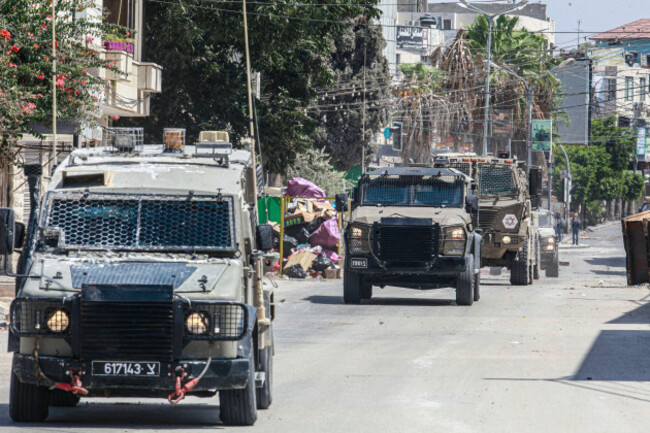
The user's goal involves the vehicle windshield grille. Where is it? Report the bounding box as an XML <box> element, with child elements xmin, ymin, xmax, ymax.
<box><xmin>361</xmin><ymin>175</ymin><xmax>463</xmax><ymax>207</ymax></box>
<box><xmin>478</xmin><ymin>165</ymin><xmax>515</xmax><ymax>195</ymax></box>
<box><xmin>42</xmin><ymin>192</ymin><xmax>236</xmax><ymax>252</ymax></box>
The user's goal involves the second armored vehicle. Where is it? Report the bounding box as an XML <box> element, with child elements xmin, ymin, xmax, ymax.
<box><xmin>341</xmin><ymin>166</ymin><xmax>482</xmax><ymax>305</ymax></box>
<box><xmin>533</xmin><ymin>209</ymin><xmax>560</xmax><ymax>277</ymax></box>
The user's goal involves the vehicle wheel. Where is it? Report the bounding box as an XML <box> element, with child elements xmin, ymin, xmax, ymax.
<box><xmin>489</xmin><ymin>267</ymin><xmax>502</xmax><ymax>276</ymax></box>
<box><xmin>220</xmin><ymin>352</ymin><xmax>257</xmax><ymax>426</ymax></box>
<box><xmin>361</xmin><ymin>281</ymin><xmax>372</xmax><ymax>300</ymax></box>
<box><xmin>255</xmin><ymin>341</ymin><xmax>273</xmax><ymax>409</ymax></box>
<box><xmin>343</xmin><ymin>267</ymin><xmax>362</xmax><ymax>304</ymax></box>
<box><xmin>9</xmin><ymin>370</ymin><xmax>50</xmax><ymax>423</ymax></box>
<box><xmin>533</xmin><ymin>239</ymin><xmax>541</xmax><ymax>280</ymax></box>
<box><xmin>50</xmin><ymin>390</ymin><xmax>80</xmax><ymax>407</ymax></box>
<box><xmin>510</xmin><ymin>241</ymin><xmax>530</xmax><ymax>286</ymax></box>
<box><xmin>456</xmin><ymin>254</ymin><xmax>474</xmax><ymax>306</ymax></box>
<box><xmin>473</xmin><ymin>271</ymin><xmax>481</xmax><ymax>302</ymax></box>
<box><xmin>546</xmin><ymin>254</ymin><xmax>560</xmax><ymax>278</ymax></box>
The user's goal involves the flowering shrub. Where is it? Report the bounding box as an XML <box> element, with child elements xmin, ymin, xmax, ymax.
<box><xmin>0</xmin><ymin>0</ymin><xmax>126</xmax><ymax>162</ymax></box>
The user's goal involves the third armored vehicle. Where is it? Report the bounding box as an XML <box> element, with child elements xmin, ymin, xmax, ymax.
<box><xmin>341</xmin><ymin>166</ymin><xmax>482</xmax><ymax>305</ymax></box>
<box><xmin>436</xmin><ymin>154</ymin><xmax>541</xmax><ymax>286</ymax></box>
<box><xmin>533</xmin><ymin>209</ymin><xmax>560</xmax><ymax>277</ymax></box>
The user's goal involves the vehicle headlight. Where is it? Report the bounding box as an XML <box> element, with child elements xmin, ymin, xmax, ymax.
<box><xmin>502</xmin><ymin>235</ymin><xmax>512</xmax><ymax>245</ymax></box>
<box><xmin>186</xmin><ymin>312</ymin><xmax>209</xmax><ymax>335</ymax></box>
<box><xmin>348</xmin><ymin>224</ymin><xmax>371</xmax><ymax>254</ymax></box>
<box><xmin>545</xmin><ymin>237</ymin><xmax>555</xmax><ymax>244</ymax></box>
<box><xmin>442</xmin><ymin>226</ymin><xmax>466</xmax><ymax>256</ymax></box>
<box><xmin>46</xmin><ymin>309</ymin><xmax>69</xmax><ymax>332</ymax></box>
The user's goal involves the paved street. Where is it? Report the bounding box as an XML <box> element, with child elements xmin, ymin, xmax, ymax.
<box><xmin>0</xmin><ymin>221</ymin><xmax>648</xmax><ymax>432</ymax></box>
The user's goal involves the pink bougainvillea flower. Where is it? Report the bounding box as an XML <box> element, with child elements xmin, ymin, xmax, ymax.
<box><xmin>28</xmin><ymin>102</ymin><xmax>36</xmax><ymax>109</ymax></box>
<box><xmin>1</xmin><ymin>29</ymin><xmax>11</xmax><ymax>40</ymax></box>
<box><xmin>33</xmin><ymin>43</ymin><xmax>39</xmax><ymax>49</ymax></box>
<box><xmin>55</xmin><ymin>78</ymin><xmax>65</xmax><ymax>88</ymax></box>
<box><xmin>22</xmin><ymin>105</ymin><xmax>31</xmax><ymax>114</ymax></box>
<box><xmin>35</xmin><ymin>74</ymin><xmax>44</xmax><ymax>80</ymax></box>
<box><xmin>9</xmin><ymin>45</ymin><xmax>21</xmax><ymax>53</ymax></box>
<box><xmin>111</xmin><ymin>115</ymin><xmax>120</xmax><ymax>120</ymax></box>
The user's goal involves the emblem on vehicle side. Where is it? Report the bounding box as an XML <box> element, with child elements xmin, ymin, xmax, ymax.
<box><xmin>502</xmin><ymin>214</ymin><xmax>518</xmax><ymax>229</ymax></box>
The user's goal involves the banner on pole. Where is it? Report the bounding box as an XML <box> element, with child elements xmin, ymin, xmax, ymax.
<box><xmin>492</xmin><ymin>108</ymin><xmax>513</xmax><ymax>139</ymax></box>
<box><xmin>532</xmin><ymin>120</ymin><xmax>553</xmax><ymax>151</ymax></box>
<box><xmin>637</xmin><ymin>127</ymin><xmax>646</xmax><ymax>156</ymax></box>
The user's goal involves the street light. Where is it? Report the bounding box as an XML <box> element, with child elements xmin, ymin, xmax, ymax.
<box><xmin>458</xmin><ymin>0</ymin><xmax>528</xmax><ymax>156</ymax></box>
<box><xmin>489</xmin><ymin>58</ymin><xmax>576</xmax><ymax>210</ymax></box>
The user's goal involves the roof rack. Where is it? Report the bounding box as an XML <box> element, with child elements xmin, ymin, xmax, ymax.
<box><xmin>193</xmin><ymin>141</ymin><xmax>233</xmax><ymax>166</ymax></box>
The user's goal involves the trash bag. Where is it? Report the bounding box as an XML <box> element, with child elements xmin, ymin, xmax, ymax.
<box><xmin>285</xmin><ymin>225</ymin><xmax>311</xmax><ymax>244</ymax></box>
<box><xmin>285</xmin><ymin>177</ymin><xmax>325</xmax><ymax>198</ymax></box>
<box><xmin>309</xmin><ymin>218</ymin><xmax>340</xmax><ymax>249</ymax></box>
<box><xmin>306</xmin><ymin>217</ymin><xmax>324</xmax><ymax>234</ymax></box>
<box><xmin>322</xmin><ymin>249</ymin><xmax>342</xmax><ymax>263</ymax></box>
<box><xmin>282</xmin><ymin>235</ymin><xmax>298</xmax><ymax>257</ymax></box>
<box><xmin>311</xmin><ymin>253</ymin><xmax>334</xmax><ymax>273</ymax></box>
<box><xmin>284</xmin><ymin>264</ymin><xmax>307</xmax><ymax>279</ymax></box>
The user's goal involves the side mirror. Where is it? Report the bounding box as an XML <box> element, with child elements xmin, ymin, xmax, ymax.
<box><xmin>465</xmin><ymin>193</ymin><xmax>479</xmax><ymax>215</ymax></box>
<box><xmin>14</xmin><ymin>222</ymin><xmax>25</xmax><ymax>250</ymax></box>
<box><xmin>0</xmin><ymin>208</ymin><xmax>15</xmax><ymax>255</ymax></box>
<box><xmin>529</xmin><ymin>167</ymin><xmax>543</xmax><ymax>197</ymax></box>
<box><xmin>335</xmin><ymin>193</ymin><xmax>349</xmax><ymax>212</ymax></box>
<box><xmin>255</xmin><ymin>224</ymin><xmax>274</xmax><ymax>252</ymax></box>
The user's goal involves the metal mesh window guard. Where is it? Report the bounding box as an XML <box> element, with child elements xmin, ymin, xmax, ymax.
<box><xmin>478</xmin><ymin>165</ymin><xmax>515</xmax><ymax>195</ymax></box>
<box><xmin>362</xmin><ymin>176</ymin><xmax>463</xmax><ymax>207</ymax></box>
<box><xmin>449</xmin><ymin>162</ymin><xmax>471</xmax><ymax>177</ymax></box>
<box><xmin>42</xmin><ymin>192</ymin><xmax>236</xmax><ymax>251</ymax></box>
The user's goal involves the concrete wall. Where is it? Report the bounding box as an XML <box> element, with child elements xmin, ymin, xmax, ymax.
<box><xmin>378</xmin><ymin>0</ymin><xmax>398</xmax><ymax>76</ymax></box>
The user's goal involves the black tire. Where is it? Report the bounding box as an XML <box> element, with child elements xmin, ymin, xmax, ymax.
<box><xmin>50</xmin><ymin>390</ymin><xmax>80</xmax><ymax>407</ymax></box>
<box><xmin>533</xmin><ymin>239</ymin><xmax>541</xmax><ymax>280</ymax></box>
<box><xmin>473</xmin><ymin>271</ymin><xmax>481</xmax><ymax>302</ymax></box>
<box><xmin>343</xmin><ymin>267</ymin><xmax>362</xmax><ymax>304</ymax></box>
<box><xmin>220</xmin><ymin>352</ymin><xmax>258</xmax><ymax>426</ymax></box>
<box><xmin>456</xmin><ymin>255</ymin><xmax>475</xmax><ymax>306</ymax></box>
<box><xmin>546</xmin><ymin>254</ymin><xmax>560</xmax><ymax>278</ymax></box>
<box><xmin>9</xmin><ymin>370</ymin><xmax>50</xmax><ymax>423</ymax></box>
<box><xmin>361</xmin><ymin>282</ymin><xmax>372</xmax><ymax>300</ymax></box>
<box><xmin>510</xmin><ymin>241</ymin><xmax>530</xmax><ymax>286</ymax></box>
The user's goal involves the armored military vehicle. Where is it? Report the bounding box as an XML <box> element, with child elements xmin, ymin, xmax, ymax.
<box><xmin>1</xmin><ymin>128</ymin><xmax>274</xmax><ymax>426</ymax></box>
<box><xmin>435</xmin><ymin>154</ymin><xmax>541</xmax><ymax>286</ymax></box>
<box><xmin>340</xmin><ymin>166</ymin><xmax>482</xmax><ymax>306</ymax></box>
<box><xmin>532</xmin><ymin>209</ymin><xmax>560</xmax><ymax>277</ymax></box>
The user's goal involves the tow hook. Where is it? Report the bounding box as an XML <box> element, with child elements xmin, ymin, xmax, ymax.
<box><xmin>167</xmin><ymin>358</ymin><xmax>212</xmax><ymax>404</ymax></box>
<box><xmin>54</xmin><ymin>368</ymin><xmax>88</xmax><ymax>395</ymax></box>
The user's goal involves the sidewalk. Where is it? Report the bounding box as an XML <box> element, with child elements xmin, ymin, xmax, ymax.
<box><xmin>0</xmin><ymin>276</ymin><xmax>14</xmax><ymax>298</ymax></box>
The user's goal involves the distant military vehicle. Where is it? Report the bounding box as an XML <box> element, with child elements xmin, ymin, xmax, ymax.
<box><xmin>435</xmin><ymin>154</ymin><xmax>542</xmax><ymax>286</ymax></box>
<box><xmin>1</xmin><ymin>128</ymin><xmax>274</xmax><ymax>425</ymax></box>
<box><xmin>533</xmin><ymin>209</ymin><xmax>560</xmax><ymax>277</ymax></box>
<box><xmin>340</xmin><ymin>166</ymin><xmax>482</xmax><ymax>306</ymax></box>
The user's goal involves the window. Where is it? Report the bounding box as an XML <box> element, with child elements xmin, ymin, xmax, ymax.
<box><xmin>606</xmin><ymin>78</ymin><xmax>616</xmax><ymax>101</ymax></box>
<box><xmin>626</xmin><ymin>77</ymin><xmax>634</xmax><ymax>101</ymax></box>
<box><xmin>642</xmin><ymin>78</ymin><xmax>647</xmax><ymax>102</ymax></box>
<box><xmin>443</xmin><ymin>19</ymin><xmax>452</xmax><ymax>30</ymax></box>
<box><xmin>396</xmin><ymin>53</ymin><xmax>401</xmax><ymax>66</ymax></box>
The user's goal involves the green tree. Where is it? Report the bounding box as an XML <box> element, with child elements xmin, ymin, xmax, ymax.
<box><xmin>1</xmin><ymin>0</ymin><xmax>122</xmax><ymax>161</ymax></box>
<box><xmin>310</xmin><ymin>23</ymin><xmax>391</xmax><ymax>171</ymax></box>
<box><xmin>131</xmin><ymin>0</ymin><xmax>381</xmax><ymax>174</ymax></box>
<box><xmin>591</xmin><ymin>117</ymin><xmax>635</xmax><ymax>172</ymax></box>
<box><xmin>286</xmin><ymin>147</ymin><xmax>351</xmax><ymax>196</ymax></box>
<box><xmin>622</xmin><ymin>171</ymin><xmax>645</xmax><ymax>202</ymax></box>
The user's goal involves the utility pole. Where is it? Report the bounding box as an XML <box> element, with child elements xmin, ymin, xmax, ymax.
<box><xmin>459</xmin><ymin>0</ymin><xmax>529</xmax><ymax>156</ymax></box>
<box><xmin>51</xmin><ymin>0</ymin><xmax>57</xmax><ymax>171</ymax></box>
<box><xmin>633</xmin><ymin>102</ymin><xmax>640</xmax><ymax>172</ymax></box>
<box><xmin>242</xmin><ymin>0</ymin><xmax>258</xmax><ymax>200</ymax></box>
<box><xmin>577</xmin><ymin>19</ymin><xmax>581</xmax><ymax>52</ymax></box>
<box><xmin>361</xmin><ymin>29</ymin><xmax>367</xmax><ymax>172</ymax></box>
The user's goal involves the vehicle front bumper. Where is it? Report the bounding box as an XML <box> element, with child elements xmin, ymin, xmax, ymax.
<box><xmin>12</xmin><ymin>353</ymin><xmax>251</xmax><ymax>397</ymax></box>
<box><xmin>481</xmin><ymin>231</ymin><xmax>525</xmax><ymax>259</ymax></box>
<box><xmin>348</xmin><ymin>255</ymin><xmax>467</xmax><ymax>277</ymax></box>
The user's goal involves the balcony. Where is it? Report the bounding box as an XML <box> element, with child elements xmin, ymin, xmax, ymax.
<box><xmin>105</xmin><ymin>49</ymin><xmax>133</xmax><ymax>82</ymax></box>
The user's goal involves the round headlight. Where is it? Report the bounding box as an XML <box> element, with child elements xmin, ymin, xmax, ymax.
<box><xmin>186</xmin><ymin>312</ymin><xmax>209</xmax><ymax>335</ymax></box>
<box><xmin>46</xmin><ymin>310</ymin><xmax>69</xmax><ymax>332</ymax></box>
<box><xmin>502</xmin><ymin>235</ymin><xmax>512</xmax><ymax>245</ymax></box>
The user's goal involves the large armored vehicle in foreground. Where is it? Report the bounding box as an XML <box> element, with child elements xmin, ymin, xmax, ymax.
<box><xmin>1</xmin><ymin>128</ymin><xmax>274</xmax><ymax>426</ymax></box>
<box><xmin>435</xmin><ymin>154</ymin><xmax>541</xmax><ymax>286</ymax></box>
<box><xmin>341</xmin><ymin>166</ymin><xmax>482</xmax><ymax>305</ymax></box>
<box><xmin>532</xmin><ymin>209</ymin><xmax>560</xmax><ymax>278</ymax></box>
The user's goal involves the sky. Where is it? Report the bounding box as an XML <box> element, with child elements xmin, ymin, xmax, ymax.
<box><xmin>544</xmin><ymin>0</ymin><xmax>649</xmax><ymax>49</ymax></box>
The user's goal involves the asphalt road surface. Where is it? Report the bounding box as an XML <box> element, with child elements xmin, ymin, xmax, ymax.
<box><xmin>1</xmin><ymin>222</ymin><xmax>649</xmax><ymax>432</ymax></box>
